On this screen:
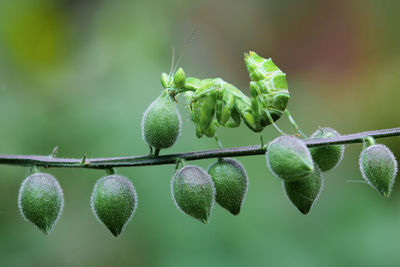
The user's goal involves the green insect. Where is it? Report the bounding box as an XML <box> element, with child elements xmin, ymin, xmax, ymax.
<box><xmin>161</xmin><ymin>51</ymin><xmax>302</xmax><ymax>138</ymax></box>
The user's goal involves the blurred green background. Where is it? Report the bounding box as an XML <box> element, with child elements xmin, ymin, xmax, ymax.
<box><xmin>0</xmin><ymin>0</ymin><xmax>399</xmax><ymax>266</ymax></box>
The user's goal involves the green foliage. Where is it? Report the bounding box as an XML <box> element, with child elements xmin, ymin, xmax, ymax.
<box><xmin>171</xmin><ymin>165</ymin><xmax>215</xmax><ymax>223</ymax></box>
<box><xmin>18</xmin><ymin>172</ymin><xmax>64</xmax><ymax>235</ymax></box>
<box><xmin>207</xmin><ymin>158</ymin><xmax>248</xmax><ymax>215</ymax></box>
<box><xmin>266</xmin><ymin>136</ymin><xmax>314</xmax><ymax>181</ymax></box>
<box><xmin>91</xmin><ymin>175</ymin><xmax>137</xmax><ymax>237</ymax></box>
<box><xmin>283</xmin><ymin>165</ymin><xmax>323</xmax><ymax>214</ymax></box>
<box><xmin>142</xmin><ymin>90</ymin><xmax>181</xmax><ymax>149</ymax></box>
<box><xmin>310</xmin><ymin>127</ymin><xmax>345</xmax><ymax>172</ymax></box>
<box><xmin>360</xmin><ymin>144</ymin><xmax>398</xmax><ymax>197</ymax></box>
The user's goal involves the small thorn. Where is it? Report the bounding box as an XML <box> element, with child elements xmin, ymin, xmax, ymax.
<box><xmin>80</xmin><ymin>154</ymin><xmax>87</xmax><ymax>165</ymax></box>
<box><xmin>50</xmin><ymin>146</ymin><xmax>58</xmax><ymax>158</ymax></box>
<box><xmin>175</xmin><ymin>158</ymin><xmax>186</xmax><ymax>170</ymax></box>
<box><xmin>215</xmin><ymin>135</ymin><xmax>223</xmax><ymax>149</ymax></box>
<box><xmin>201</xmin><ymin>219</ymin><xmax>208</xmax><ymax>224</ymax></box>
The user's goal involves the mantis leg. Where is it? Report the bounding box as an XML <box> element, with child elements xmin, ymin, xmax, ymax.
<box><xmin>191</xmin><ymin>101</ymin><xmax>204</xmax><ymax>138</ymax></box>
<box><xmin>235</xmin><ymin>82</ymin><xmax>264</xmax><ymax>132</ymax></box>
<box><xmin>191</xmin><ymin>78</ymin><xmax>222</xmax><ymax>101</ymax></box>
<box><xmin>195</xmin><ymin>120</ymin><xmax>204</xmax><ymax>138</ymax></box>
<box><xmin>264</xmin><ymin>108</ymin><xmax>287</xmax><ymax>135</ymax></box>
<box><xmin>224</xmin><ymin>109</ymin><xmax>241</xmax><ymax>128</ymax></box>
<box><xmin>216</xmin><ymin>91</ymin><xmax>235</xmax><ymax>126</ymax></box>
<box><xmin>240</xmin><ymin>110</ymin><xmax>263</xmax><ymax>132</ymax></box>
<box><xmin>216</xmin><ymin>95</ymin><xmax>223</xmax><ymax>124</ymax></box>
<box><xmin>189</xmin><ymin>79</ymin><xmax>222</xmax><ymax>137</ymax></box>
<box><xmin>203</xmin><ymin>120</ymin><xmax>217</xmax><ymax>137</ymax></box>
<box><xmin>250</xmin><ymin>81</ymin><xmax>287</xmax><ymax>135</ymax></box>
<box><xmin>249</xmin><ymin>81</ymin><xmax>262</xmax><ymax>128</ymax></box>
<box><xmin>198</xmin><ymin>94</ymin><xmax>217</xmax><ymax>133</ymax></box>
<box><xmin>221</xmin><ymin>93</ymin><xmax>235</xmax><ymax>125</ymax></box>
<box><xmin>284</xmin><ymin>109</ymin><xmax>308</xmax><ymax>138</ymax></box>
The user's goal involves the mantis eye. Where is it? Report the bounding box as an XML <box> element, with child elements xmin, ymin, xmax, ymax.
<box><xmin>173</xmin><ymin>68</ymin><xmax>186</xmax><ymax>89</ymax></box>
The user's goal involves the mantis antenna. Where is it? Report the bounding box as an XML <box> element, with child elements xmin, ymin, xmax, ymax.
<box><xmin>171</xmin><ymin>27</ymin><xmax>199</xmax><ymax>75</ymax></box>
<box><xmin>168</xmin><ymin>46</ymin><xmax>176</xmax><ymax>78</ymax></box>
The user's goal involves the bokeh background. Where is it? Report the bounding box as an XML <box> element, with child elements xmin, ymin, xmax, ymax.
<box><xmin>0</xmin><ymin>0</ymin><xmax>399</xmax><ymax>266</ymax></box>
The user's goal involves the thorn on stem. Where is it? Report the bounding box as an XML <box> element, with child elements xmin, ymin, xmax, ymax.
<box><xmin>50</xmin><ymin>146</ymin><xmax>59</xmax><ymax>158</ymax></box>
<box><xmin>175</xmin><ymin>158</ymin><xmax>186</xmax><ymax>170</ymax></box>
<box><xmin>80</xmin><ymin>154</ymin><xmax>87</xmax><ymax>166</ymax></box>
<box><xmin>215</xmin><ymin>135</ymin><xmax>223</xmax><ymax>149</ymax></box>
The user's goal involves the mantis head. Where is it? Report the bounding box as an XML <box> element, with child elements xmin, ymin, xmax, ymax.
<box><xmin>161</xmin><ymin>68</ymin><xmax>186</xmax><ymax>98</ymax></box>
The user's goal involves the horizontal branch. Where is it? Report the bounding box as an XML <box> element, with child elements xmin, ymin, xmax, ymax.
<box><xmin>0</xmin><ymin>127</ymin><xmax>399</xmax><ymax>170</ymax></box>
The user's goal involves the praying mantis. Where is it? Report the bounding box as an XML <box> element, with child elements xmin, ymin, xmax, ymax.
<box><xmin>160</xmin><ymin>51</ymin><xmax>305</xmax><ymax>139</ymax></box>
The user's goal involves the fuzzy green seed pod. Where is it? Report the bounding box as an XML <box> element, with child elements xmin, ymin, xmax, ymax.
<box><xmin>208</xmin><ymin>158</ymin><xmax>248</xmax><ymax>215</ymax></box>
<box><xmin>283</xmin><ymin>165</ymin><xmax>323</xmax><ymax>215</ymax></box>
<box><xmin>18</xmin><ymin>172</ymin><xmax>64</xmax><ymax>235</ymax></box>
<box><xmin>266</xmin><ymin>136</ymin><xmax>314</xmax><ymax>181</ymax></box>
<box><xmin>142</xmin><ymin>90</ymin><xmax>182</xmax><ymax>149</ymax></box>
<box><xmin>360</xmin><ymin>144</ymin><xmax>398</xmax><ymax>197</ymax></box>
<box><xmin>171</xmin><ymin>165</ymin><xmax>215</xmax><ymax>224</ymax></box>
<box><xmin>91</xmin><ymin>175</ymin><xmax>137</xmax><ymax>237</ymax></box>
<box><xmin>309</xmin><ymin>127</ymin><xmax>345</xmax><ymax>172</ymax></box>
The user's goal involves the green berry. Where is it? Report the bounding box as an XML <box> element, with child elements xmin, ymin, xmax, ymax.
<box><xmin>18</xmin><ymin>173</ymin><xmax>64</xmax><ymax>235</ymax></box>
<box><xmin>171</xmin><ymin>165</ymin><xmax>215</xmax><ymax>224</ymax></box>
<box><xmin>208</xmin><ymin>158</ymin><xmax>248</xmax><ymax>215</ymax></box>
<box><xmin>91</xmin><ymin>175</ymin><xmax>137</xmax><ymax>237</ymax></box>
<box><xmin>142</xmin><ymin>90</ymin><xmax>182</xmax><ymax>149</ymax></box>
<box><xmin>283</xmin><ymin>165</ymin><xmax>323</xmax><ymax>215</ymax></box>
<box><xmin>310</xmin><ymin>127</ymin><xmax>345</xmax><ymax>172</ymax></box>
<box><xmin>266</xmin><ymin>135</ymin><xmax>314</xmax><ymax>181</ymax></box>
<box><xmin>360</xmin><ymin>144</ymin><xmax>398</xmax><ymax>197</ymax></box>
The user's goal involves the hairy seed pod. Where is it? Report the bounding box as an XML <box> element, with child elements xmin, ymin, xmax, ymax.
<box><xmin>266</xmin><ymin>136</ymin><xmax>314</xmax><ymax>181</ymax></box>
<box><xmin>18</xmin><ymin>173</ymin><xmax>64</xmax><ymax>234</ymax></box>
<box><xmin>171</xmin><ymin>165</ymin><xmax>215</xmax><ymax>223</ymax></box>
<box><xmin>360</xmin><ymin>144</ymin><xmax>398</xmax><ymax>197</ymax></box>
<box><xmin>142</xmin><ymin>90</ymin><xmax>182</xmax><ymax>149</ymax></box>
<box><xmin>91</xmin><ymin>175</ymin><xmax>137</xmax><ymax>237</ymax></box>
<box><xmin>283</xmin><ymin>165</ymin><xmax>323</xmax><ymax>215</ymax></box>
<box><xmin>208</xmin><ymin>158</ymin><xmax>248</xmax><ymax>215</ymax></box>
<box><xmin>309</xmin><ymin>127</ymin><xmax>345</xmax><ymax>172</ymax></box>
